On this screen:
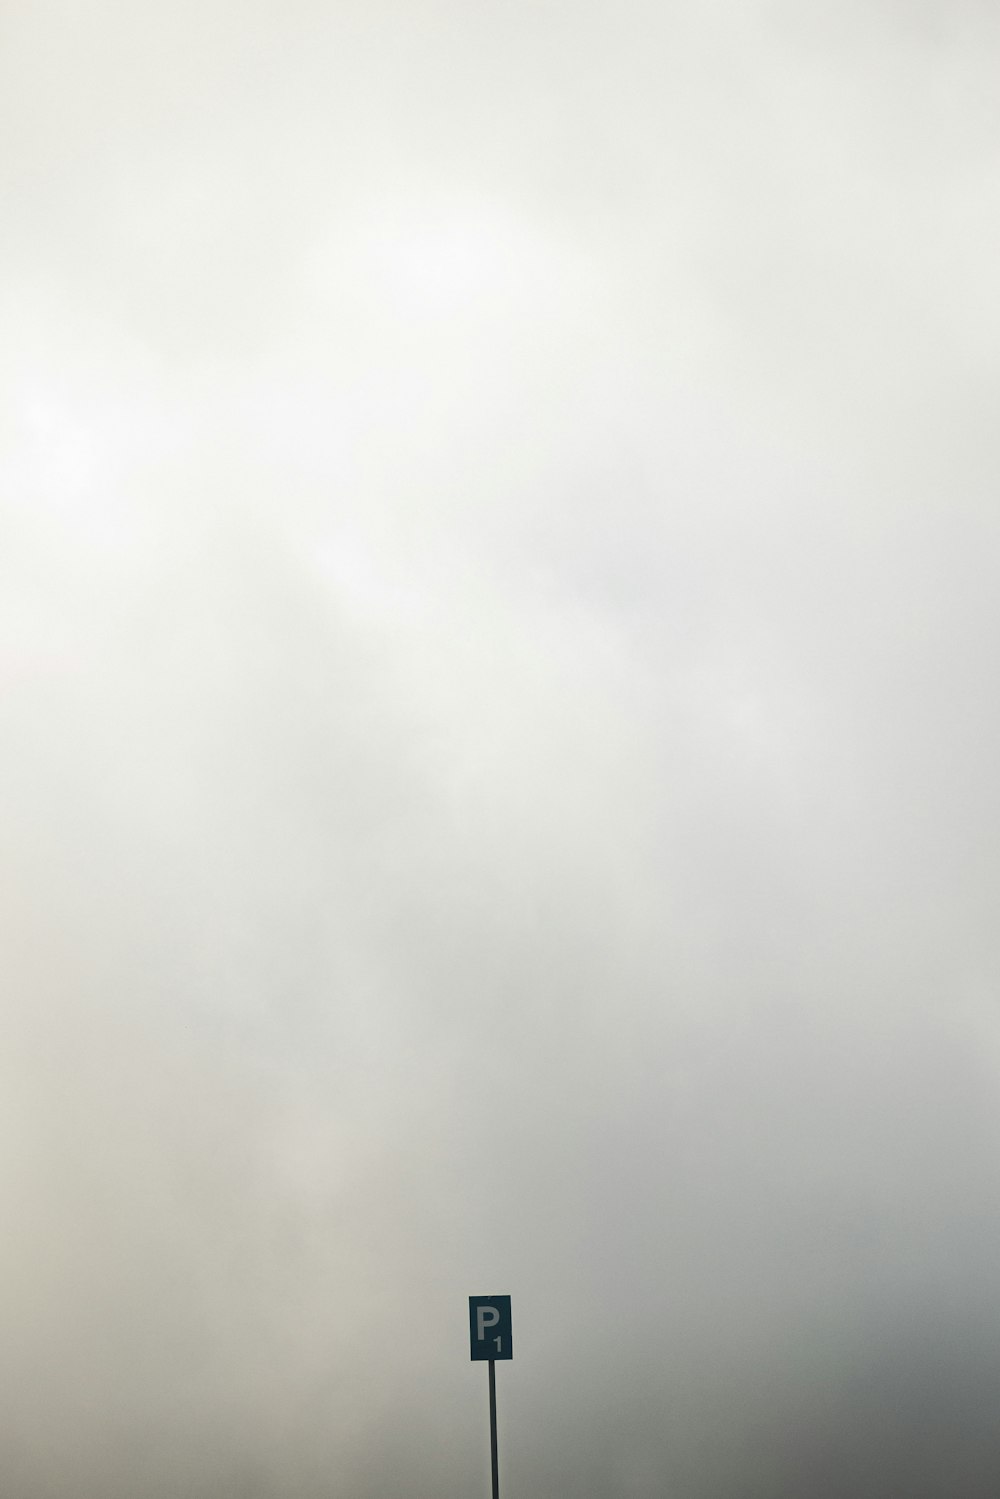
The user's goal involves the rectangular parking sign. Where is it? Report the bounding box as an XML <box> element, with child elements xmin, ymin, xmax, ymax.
<box><xmin>469</xmin><ymin>1295</ymin><xmax>512</xmax><ymax>1360</ymax></box>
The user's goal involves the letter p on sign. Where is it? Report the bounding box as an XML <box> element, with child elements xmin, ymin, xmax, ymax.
<box><xmin>469</xmin><ymin>1296</ymin><xmax>512</xmax><ymax>1360</ymax></box>
<box><xmin>477</xmin><ymin>1305</ymin><xmax>500</xmax><ymax>1340</ymax></box>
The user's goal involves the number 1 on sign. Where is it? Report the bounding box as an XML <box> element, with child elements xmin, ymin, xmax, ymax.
<box><xmin>494</xmin><ymin>1336</ymin><xmax>501</xmax><ymax>1350</ymax></box>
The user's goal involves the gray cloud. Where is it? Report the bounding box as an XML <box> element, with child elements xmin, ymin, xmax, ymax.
<box><xmin>3</xmin><ymin>1</ymin><xmax>1000</xmax><ymax>1494</ymax></box>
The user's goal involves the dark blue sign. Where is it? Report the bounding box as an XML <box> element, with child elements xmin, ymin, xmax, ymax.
<box><xmin>469</xmin><ymin>1295</ymin><xmax>512</xmax><ymax>1360</ymax></box>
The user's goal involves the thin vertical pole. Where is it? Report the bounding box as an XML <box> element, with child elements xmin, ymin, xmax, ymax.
<box><xmin>488</xmin><ymin>1358</ymin><xmax>499</xmax><ymax>1499</ymax></box>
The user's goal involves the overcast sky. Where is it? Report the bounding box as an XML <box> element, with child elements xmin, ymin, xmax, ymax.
<box><xmin>3</xmin><ymin>2</ymin><xmax>1000</xmax><ymax>1495</ymax></box>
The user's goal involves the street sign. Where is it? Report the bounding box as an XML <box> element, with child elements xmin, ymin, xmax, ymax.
<box><xmin>469</xmin><ymin>1296</ymin><xmax>512</xmax><ymax>1499</ymax></box>
<box><xmin>469</xmin><ymin>1295</ymin><xmax>512</xmax><ymax>1361</ymax></box>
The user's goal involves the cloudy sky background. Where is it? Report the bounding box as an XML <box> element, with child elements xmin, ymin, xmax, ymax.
<box><xmin>4</xmin><ymin>1</ymin><xmax>1000</xmax><ymax>1494</ymax></box>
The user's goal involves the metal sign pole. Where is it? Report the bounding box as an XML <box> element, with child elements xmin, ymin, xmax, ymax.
<box><xmin>469</xmin><ymin>1295</ymin><xmax>511</xmax><ymax>1499</ymax></box>
<box><xmin>488</xmin><ymin>1359</ymin><xmax>499</xmax><ymax>1499</ymax></box>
